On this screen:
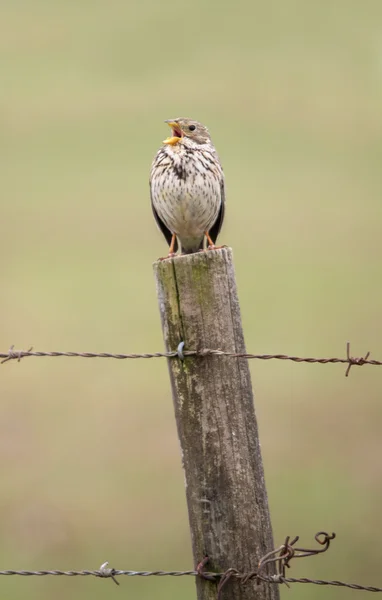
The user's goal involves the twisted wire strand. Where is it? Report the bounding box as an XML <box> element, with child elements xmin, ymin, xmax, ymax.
<box><xmin>0</xmin><ymin>568</ymin><xmax>381</xmax><ymax>592</ymax></box>
<box><xmin>1</xmin><ymin>533</ymin><xmax>381</xmax><ymax>591</ymax></box>
<box><xmin>0</xmin><ymin>343</ymin><xmax>379</xmax><ymax>376</ymax></box>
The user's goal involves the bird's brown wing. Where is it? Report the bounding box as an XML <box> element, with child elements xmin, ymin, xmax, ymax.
<box><xmin>208</xmin><ymin>177</ymin><xmax>225</xmax><ymax>244</ymax></box>
<box><xmin>150</xmin><ymin>187</ymin><xmax>178</xmax><ymax>252</ymax></box>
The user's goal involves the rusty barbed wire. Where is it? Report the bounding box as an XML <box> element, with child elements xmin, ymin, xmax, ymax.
<box><xmin>1</xmin><ymin>533</ymin><xmax>382</xmax><ymax>593</ymax></box>
<box><xmin>0</xmin><ymin>342</ymin><xmax>380</xmax><ymax>376</ymax></box>
<box><xmin>215</xmin><ymin>531</ymin><xmax>337</xmax><ymax>597</ymax></box>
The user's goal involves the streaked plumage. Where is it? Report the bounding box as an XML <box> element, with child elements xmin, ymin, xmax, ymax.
<box><xmin>150</xmin><ymin>118</ymin><xmax>225</xmax><ymax>255</ymax></box>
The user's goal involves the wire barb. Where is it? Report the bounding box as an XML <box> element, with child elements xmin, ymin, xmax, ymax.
<box><xmin>1</xmin><ymin>345</ymin><xmax>33</xmax><ymax>364</ymax></box>
<box><xmin>98</xmin><ymin>562</ymin><xmax>119</xmax><ymax>585</ymax></box>
<box><xmin>345</xmin><ymin>342</ymin><xmax>371</xmax><ymax>377</ymax></box>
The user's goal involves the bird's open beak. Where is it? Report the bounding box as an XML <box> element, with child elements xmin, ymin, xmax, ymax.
<box><xmin>163</xmin><ymin>120</ymin><xmax>183</xmax><ymax>145</ymax></box>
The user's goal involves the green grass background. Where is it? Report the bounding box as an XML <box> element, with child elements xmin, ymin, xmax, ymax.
<box><xmin>1</xmin><ymin>0</ymin><xmax>382</xmax><ymax>598</ymax></box>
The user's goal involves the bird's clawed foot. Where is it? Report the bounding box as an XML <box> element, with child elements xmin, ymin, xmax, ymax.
<box><xmin>204</xmin><ymin>232</ymin><xmax>225</xmax><ymax>251</ymax></box>
<box><xmin>205</xmin><ymin>232</ymin><xmax>226</xmax><ymax>250</ymax></box>
<box><xmin>157</xmin><ymin>234</ymin><xmax>178</xmax><ymax>260</ymax></box>
<box><xmin>207</xmin><ymin>244</ymin><xmax>225</xmax><ymax>250</ymax></box>
<box><xmin>158</xmin><ymin>251</ymin><xmax>177</xmax><ymax>261</ymax></box>
<box><xmin>205</xmin><ymin>231</ymin><xmax>226</xmax><ymax>250</ymax></box>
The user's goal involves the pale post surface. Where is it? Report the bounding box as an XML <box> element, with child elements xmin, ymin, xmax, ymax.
<box><xmin>154</xmin><ymin>247</ymin><xmax>279</xmax><ymax>600</ymax></box>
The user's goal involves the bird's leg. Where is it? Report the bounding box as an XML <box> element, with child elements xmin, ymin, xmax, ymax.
<box><xmin>168</xmin><ymin>233</ymin><xmax>177</xmax><ymax>256</ymax></box>
<box><xmin>205</xmin><ymin>231</ymin><xmax>225</xmax><ymax>251</ymax></box>
<box><xmin>205</xmin><ymin>231</ymin><xmax>216</xmax><ymax>250</ymax></box>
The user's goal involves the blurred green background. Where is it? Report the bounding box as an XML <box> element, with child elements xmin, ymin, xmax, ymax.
<box><xmin>1</xmin><ymin>0</ymin><xmax>382</xmax><ymax>598</ymax></box>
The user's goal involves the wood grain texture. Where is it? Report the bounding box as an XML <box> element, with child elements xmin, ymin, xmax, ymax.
<box><xmin>154</xmin><ymin>247</ymin><xmax>279</xmax><ymax>600</ymax></box>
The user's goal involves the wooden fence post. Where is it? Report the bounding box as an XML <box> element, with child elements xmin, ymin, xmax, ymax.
<box><xmin>154</xmin><ymin>247</ymin><xmax>279</xmax><ymax>600</ymax></box>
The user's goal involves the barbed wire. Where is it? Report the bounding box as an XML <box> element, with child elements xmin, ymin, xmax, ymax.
<box><xmin>1</xmin><ymin>533</ymin><xmax>381</xmax><ymax>594</ymax></box>
<box><xmin>0</xmin><ymin>342</ymin><xmax>379</xmax><ymax>376</ymax></box>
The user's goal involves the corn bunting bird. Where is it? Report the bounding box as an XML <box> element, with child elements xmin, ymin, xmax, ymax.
<box><xmin>150</xmin><ymin>118</ymin><xmax>225</xmax><ymax>255</ymax></box>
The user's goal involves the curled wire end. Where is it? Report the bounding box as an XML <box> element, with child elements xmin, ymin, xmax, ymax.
<box><xmin>177</xmin><ymin>341</ymin><xmax>185</xmax><ymax>361</ymax></box>
<box><xmin>241</xmin><ymin>570</ymin><xmax>257</xmax><ymax>585</ymax></box>
<box><xmin>315</xmin><ymin>531</ymin><xmax>336</xmax><ymax>545</ymax></box>
<box><xmin>345</xmin><ymin>342</ymin><xmax>371</xmax><ymax>377</ymax></box>
<box><xmin>98</xmin><ymin>561</ymin><xmax>119</xmax><ymax>586</ymax></box>
<box><xmin>256</xmin><ymin>530</ymin><xmax>337</xmax><ymax>586</ymax></box>
<box><xmin>195</xmin><ymin>556</ymin><xmax>216</xmax><ymax>582</ymax></box>
<box><xmin>217</xmin><ymin>568</ymin><xmax>239</xmax><ymax>600</ymax></box>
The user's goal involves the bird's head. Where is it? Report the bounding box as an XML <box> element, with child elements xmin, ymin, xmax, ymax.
<box><xmin>163</xmin><ymin>118</ymin><xmax>211</xmax><ymax>146</ymax></box>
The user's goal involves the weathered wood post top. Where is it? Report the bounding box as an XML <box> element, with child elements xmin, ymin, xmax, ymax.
<box><xmin>154</xmin><ymin>247</ymin><xmax>278</xmax><ymax>600</ymax></box>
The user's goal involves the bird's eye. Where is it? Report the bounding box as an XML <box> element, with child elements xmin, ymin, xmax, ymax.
<box><xmin>188</xmin><ymin>124</ymin><xmax>196</xmax><ymax>131</ymax></box>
